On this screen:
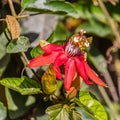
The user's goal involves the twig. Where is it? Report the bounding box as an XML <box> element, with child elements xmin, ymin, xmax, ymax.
<box><xmin>98</xmin><ymin>0</ymin><xmax>120</xmax><ymax>103</ymax></box>
<box><xmin>97</xmin><ymin>0</ymin><xmax>120</xmax><ymax>45</ymax></box>
<box><xmin>4</xmin><ymin>28</ymin><xmax>40</xmax><ymax>83</ymax></box>
<box><xmin>106</xmin><ymin>46</ymin><xmax>114</xmax><ymax>64</ymax></box>
<box><xmin>118</xmin><ymin>80</ymin><xmax>120</xmax><ymax>97</ymax></box>
<box><xmin>21</xmin><ymin>52</ymin><xmax>29</xmax><ymax>64</ymax></box>
<box><xmin>7</xmin><ymin>0</ymin><xmax>40</xmax><ymax>82</ymax></box>
<box><xmin>17</xmin><ymin>14</ymin><xmax>30</xmax><ymax>19</ymax></box>
<box><xmin>21</xmin><ymin>52</ymin><xmax>40</xmax><ymax>82</ymax></box>
<box><xmin>114</xmin><ymin>57</ymin><xmax>120</xmax><ymax>98</ymax></box>
<box><xmin>0</xmin><ymin>14</ymin><xmax>30</xmax><ymax>22</ymax></box>
<box><xmin>8</xmin><ymin>0</ymin><xmax>17</xmax><ymax>16</ymax></box>
<box><xmin>0</xmin><ymin>18</ymin><xmax>5</xmax><ymax>22</ymax></box>
<box><xmin>98</xmin><ymin>86</ymin><xmax>119</xmax><ymax>120</ymax></box>
<box><xmin>0</xmin><ymin>13</ymin><xmax>40</xmax><ymax>22</ymax></box>
<box><xmin>18</xmin><ymin>9</ymin><xmax>25</xmax><ymax>16</ymax></box>
<box><xmin>102</xmin><ymin>71</ymin><xmax>119</xmax><ymax>102</ymax></box>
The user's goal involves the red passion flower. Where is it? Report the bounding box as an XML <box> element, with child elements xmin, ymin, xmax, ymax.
<box><xmin>29</xmin><ymin>29</ymin><xmax>107</xmax><ymax>90</ymax></box>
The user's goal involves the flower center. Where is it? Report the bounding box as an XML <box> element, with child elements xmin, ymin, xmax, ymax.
<box><xmin>65</xmin><ymin>41</ymin><xmax>81</xmax><ymax>57</ymax></box>
<box><xmin>65</xmin><ymin>29</ymin><xmax>90</xmax><ymax>57</ymax></box>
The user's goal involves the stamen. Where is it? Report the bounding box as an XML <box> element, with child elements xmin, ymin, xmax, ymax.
<box><xmin>65</xmin><ymin>30</ymin><xmax>90</xmax><ymax>57</ymax></box>
<box><xmin>74</xmin><ymin>37</ymin><xmax>79</xmax><ymax>42</ymax></box>
<box><xmin>65</xmin><ymin>42</ymin><xmax>81</xmax><ymax>57</ymax></box>
<box><xmin>85</xmin><ymin>42</ymin><xmax>89</xmax><ymax>47</ymax></box>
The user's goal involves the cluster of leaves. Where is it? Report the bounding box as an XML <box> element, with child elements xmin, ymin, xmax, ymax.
<box><xmin>0</xmin><ymin>0</ymin><xmax>120</xmax><ymax>119</ymax></box>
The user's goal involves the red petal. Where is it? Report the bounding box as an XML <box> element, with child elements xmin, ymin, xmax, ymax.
<box><xmin>41</xmin><ymin>43</ymin><xmax>64</xmax><ymax>54</ymax></box>
<box><xmin>74</xmin><ymin>57</ymin><xmax>93</xmax><ymax>85</ymax></box>
<box><xmin>54</xmin><ymin>53</ymin><xmax>68</xmax><ymax>80</ymax></box>
<box><xmin>64</xmin><ymin>58</ymin><xmax>76</xmax><ymax>91</ymax></box>
<box><xmin>84</xmin><ymin>62</ymin><xmax>107</xmax><ymax>86</ymax></box>
<box><xmin>29</xmin><ymin>51</ymin><xmax>59</xmax><ymax>68</ymax></box>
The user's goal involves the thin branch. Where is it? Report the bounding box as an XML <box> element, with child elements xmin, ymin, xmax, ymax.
<box><xmin>98</xmin><ymin>86</ymin><xmax>119</xmax><ymax>120</ymax></box>
<box><xmin>17</xmin><ymin>14</ymin><xmax>30</xmax><ymax>19</ymax></box>
<box><xmin>20</xmin><ymin>52</ymin><xmax>40</xmax><ymax>82</ymax></box>
<box><xmin>18</xmin><ymin>9</ymin><xmax>25</xmax><ymax>16</ymax></box>
<box><xmin>7</xmin><ymin>0</ymin><xmax>42</xmax><ymax>89</ymax></box>
<box><xmin>97</xmin><ymin>0</ymin><xmax>119</xmax><ymax>103</ymax></box>
<box><xmin>97</xmin><ymin>0</ymin><xmax>120</xmax><ymax>45</ymax></box>
<box><xmin>31</xmin><ymin>69</ymin><xmax>41</xmax><ymax>81</ymax></box>
<box><xmin>21</xmin><ymin>52</ymin><xmax>29</xmax><ymax>65</ymax></box>
<box><xmin>0</xmin><ymin>14</ymin><xmax>30</xmax><ymax>22</ymax></box>
<box><xmin>0</xmin><ymin>18</ymin><xmax>5</xmax><ymax>22</ymax></box>
<box><xmin>106</xmin><ymin>46</ymin><xmax>114</xmax><ymax>64</ymax></box>
<box><xmin>8</xmin><ymin>0</ymin><xmax>17</xmax><ymax>16</ymax></box>
<box><xmin>102</xmin><ymin>71</ymin><xmax>119</xmax><ymax>102</ymax></box>
<box><xmin>7</xmin><ymin>0</ymin><xmax>40</xmax><ymax>81</ymax></box>
<box><xmin>20</xmin><ymin>55</ymin><xmax>40</xmax><ymax>82</ymax></box>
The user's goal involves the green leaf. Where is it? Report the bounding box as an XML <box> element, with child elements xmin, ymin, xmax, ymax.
<box><xmin>0</xmin><ymin>33</ymin><xmax>8</xmax><ymax>59</ymax></box>
<box><xmin>7</xmin><ymin>36</ymin><xmax>30</xmax><ymax>53</ymax></box>
<box><xmin>0</xmin><ymin>54</ymin><xmax>10</xmax><ymax>78</ymax></box>
<box><xmin>0</xmin><ymin>85</ymin><xmax>7</xmax><ymax>106</ymax></box>
<box><xmin>76</xmin><ymin>107</ymin><xmax>93</xmax><ymax>120</ymax></box>
<box><xmin>21</xmin><ymin>0</ymin><xmax>79</xmax><ymax>18</ymax></box>
<box><xmin>21</xmin><ymin>0</ymin><xmax>35</xmax><ymax>8</ymax></box>
<box><xmin>74</xmin><ymin>98</ymin><xmax>95</xmax><ymax>119</ymax></box>
<box><xmin>70</xmin><ymin>110</ymin><xmax>81</xmax><ymax>120</ymax></box>
<box><xmin>41</xmin><ymin>64</ymin><xmax>57</xmax><ymax>94</ymax></box>
<box><xmin>74</xmin><ymin>2</ymin><xmax>120</xmax><ymax>24</ymax></box>
<box><xmin>47</xmin><ymin>31</ymin><xmax>55</xmax><ymax>43</ymax></box>
<box><xmin>46</xmin><ymin>104</ymin><xmax>69</xmax><ymax>120</ymax></box>
<box><xmin>5</xmin><ymin>88</ymin><xmax>35</xmax><ymax>119</ymax></box>
<box><xmin>53</xmin><ymin>22</ymin><xmax>69</xmax><ymax>43</ymax></box>
<box><xmin>0</xmin><ymin>44</ymin><xmax>6</xmax><ymax>59</ymax></box>
<box><xmin>36</xmin><ymin>114</ymin><xmax>48</xmax><ymax>120</ymax></box>
<box><xmin>0</xmin><ymin>76</ymin><xmax>41</xmax><ymax>95</ymax></box>
<box><xmin>47</xmin><ymin>22</ymin><xmax>69</xmax><ymax>44</ymax></box>
<box><xmin>0</xmin><ymin>102</ymin><xmax>7</xmax><ymax>120</ymax></box>
<box><xmin>0</xmin><ymin>33</ymin><xmax>10</xmax><ymax>78</ymax></box>
<box><xmin>74</xmin><ymin>2</ymin><xmax>105</xmax><ymax>23</ymax></box>
<box><xmin>30</xmin><ymin>46</ymin><xmax>44</xmax><ymax>58</ymax></box>
<box><xmin>76</xmin><ymin>19</ymin><xmax>113</xmax><ymax>39</ymax></box>
<box><xmin>76</xmin><ymin>91</ymin><xmax>108</xmax><ymax>120</ymax></box>
<box><xmin>47</xmin><ymin>0</ymin><xmax>65</xmax><ymax>1</ymax></box>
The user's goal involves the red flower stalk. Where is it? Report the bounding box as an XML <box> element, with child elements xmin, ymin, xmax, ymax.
<box><xmin>29</xmin><ymin>29</ymin><xmax>107</xmax><ymax>90</ymax></box>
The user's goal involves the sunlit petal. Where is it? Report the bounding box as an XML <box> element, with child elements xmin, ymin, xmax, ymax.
<box><xmin>84</xmin><ymin>62</ymin><xmax>107</xmax><ymax>86</ymax></box>
<box><xmin>40</xmin><ymin>42</ymin><xmax>64</xmax><ymax>54</ymax></box>
<box><xmin>64</xmin><ymin>58</ymin><xmax>76</xmax><ymax>90</ymax></box>
<box><xmin>54</xmin><ymin>53</ymin><xmax>68</xmax><ymax>80</ymax></box>
<box><xmin>29</xmin><ymin>51</ymin><xmax>59</xmax><ymax>68</ymax></box>
<box><xmin>74</xmin><ymin>57</ymin><xmax>93</xmax><ymax>85</ymax></box>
